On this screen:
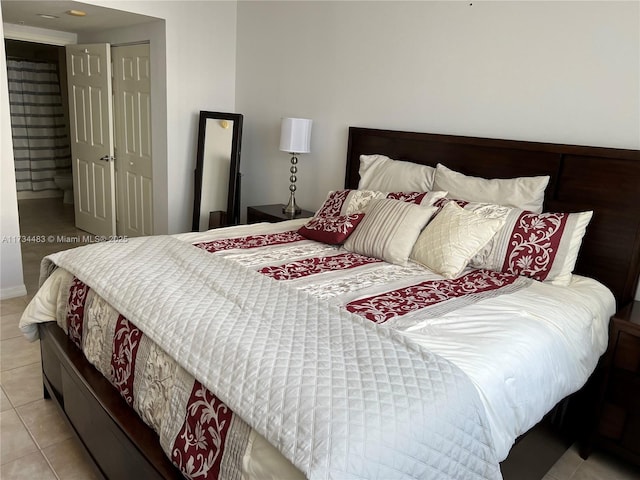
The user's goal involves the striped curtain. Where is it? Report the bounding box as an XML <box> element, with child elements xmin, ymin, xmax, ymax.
<box><xmin>6</xmin><ymin>59</ymin><xmax>72</xmax><ymax>192</ymax></box>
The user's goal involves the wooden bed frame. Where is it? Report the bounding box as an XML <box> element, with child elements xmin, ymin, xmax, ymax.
<box><xmin>39</xmin><ymin>127</ymin><xmax>640</xmax><ymax>479</ymax></box>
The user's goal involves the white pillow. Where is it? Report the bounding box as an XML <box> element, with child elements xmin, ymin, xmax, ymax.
<box><xmin>432</xmin><ymin>163</ymin><xmax>550</xmax><ymax>213</ymax></box>
<box><xmin>358</xmin><ymin>154</ymin><xmax>435</xmax><ymax>192</ymax></box>
<box><xmin>343</xmin><ymin>199</ymin><xmax>437</xmax><ymax>266</ymax></box>
<box><xmin>410</xmin><ymin>202</ymin><xmax>505</xmax><ymax>278</ymax></box>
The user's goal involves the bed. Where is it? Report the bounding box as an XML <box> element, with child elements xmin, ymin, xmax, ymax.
<box><xmin>19</xmin><ymin>127</ymin><xmax>640</xmax><ymax>480</ymax></box>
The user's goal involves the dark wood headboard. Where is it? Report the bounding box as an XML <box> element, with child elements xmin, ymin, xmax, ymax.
<box><xmin>345</xmin><ymin>127</ymin><xmax>640</xmax><ymax>308</ymax></box>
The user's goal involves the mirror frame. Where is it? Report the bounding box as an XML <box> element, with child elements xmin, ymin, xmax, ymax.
<box><xmin>191</xmin><ymin>111</ymin><xmax>243</xmax><ymax>231</ymax></box>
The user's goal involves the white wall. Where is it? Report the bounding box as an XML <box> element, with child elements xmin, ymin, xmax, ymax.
<box><xmin>0</xmin><ymin>16</ymin><xmax>26</xmax><ymax>299</ymax></box>
<box><xmin>2</xmin><ymin>1</ymin><xmax>638</xmax><ymax>299</ymax></box>
<box><xmin>89</xmin><ymin>0</ymin><xmax>238</xmax><ymax>234</ymax></box>
<box><xmin>235</xmin><ymin>1</ymin><xmax>639</xmax><ymax>214</ymax></box>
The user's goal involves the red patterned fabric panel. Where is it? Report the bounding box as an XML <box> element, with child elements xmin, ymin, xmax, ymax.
<box><xmin>194</xmin><ymin>231</ymin><xmax>305</xmax><ymax>253</ymax></box>
<box><xmin>501</xmin><ymin>211</ymin><xmax>568</xmax><ymax>281</ymax></box>
<box><xmin>110</xmin><ymin>315</ymin><xmax>143</xmax><ymax>407</ymax></box>
<box><xmin>315</xmin><ymin>190</ymin><xmax>351</xmax><ymax>217</ymax></box>
<box><xmin>171</xmin><ymin>381</ymin><xmax>233</xmax><ymax>479</ymax></box>
<box><xmin>346</xmin><ymin>269</ymin><xmax>519</xmax><ymax>324</ymax></box>
<box><xmin>298</xmin><ymin>213</ymin><xmax>365</xmax><ymax>244</ymax></box>
<box><xmin>66</xmin><ymin>277</ymin><xmax>89</xmax><ymax>349</ymax></box>
<box><xmin>386</xmin><ymin>192</ymin><xmax>428</xmax><ymax>204</ymax></box>
<box><xmin>433</xmin><ymin>197</ymin><xmax>470</xmax><ymax>209</ymax></box>
<box><xmin>260</xmin><ymin>252</ymin><xmax>382</xmax><ymax>280</ymax></box>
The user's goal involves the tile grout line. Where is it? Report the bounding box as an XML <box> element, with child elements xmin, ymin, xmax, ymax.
<box><xmin>0</xmin><ymin>358</ymin><xmax>42</xmax><ymax>374</ymax></box>
<box><xmin>2</xmin><ymin>286</ymin><xmax>68</xmax><ymax>480</ymax></box>
<box><xmin>565</xmin><ymin>460</ymin><xmax>583</xmax><ymax>480</ymax></box>
<box><xmin>1</xmin><ymin>409</ymin><xmax>61</xmax><ymax>479</ymax></box>
<box><xmin>1</xmin><ymin>301</ymin><xmax>59</xmax><ymax>478</ymax></box>
<box><xmin>13</xmin><ymin>404</ymin><xmax>61</xmax><ymax>480</ymax></box>
<box><xmin>16</xmin><ymin>199</ymin><xmax>67</xmax><ymax>478</ymax></box>
<box><xmin>2</xmin><ymin>370</ymin><xmax>60</xmax><ymax>478</ymax></box>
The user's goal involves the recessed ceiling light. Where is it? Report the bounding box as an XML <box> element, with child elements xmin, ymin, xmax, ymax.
<box><xmin>66</xmin><ymin>10</ymin><xmax>87</xmax><ymax>17</ymax></box>
<box><xmin>37</xmin><ymin>13</ymin><xmax>59</xmax><ymax>19</ymax></box>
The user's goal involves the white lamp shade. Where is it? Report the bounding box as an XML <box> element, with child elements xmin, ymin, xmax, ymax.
<box><xmin>279</xmin><ymin>117</ymin><xmax>312</xmax><ymax>153</ymax></box>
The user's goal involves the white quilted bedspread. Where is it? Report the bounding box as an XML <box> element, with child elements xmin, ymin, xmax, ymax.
<box><xmin>36</xmin><ymin>235</ymin><xmax>501</xmax><ymax>480</ymax></box>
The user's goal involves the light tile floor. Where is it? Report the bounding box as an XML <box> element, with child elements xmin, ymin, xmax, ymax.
<box><xmin>1</xmin><ymin>199</ymin><xmax>97</xmax><ymax>479</ymax></box>
<box><xmin>1</xmin><ymin>198</ymin><xmax>638</xmax><ymax>479</ymax></box>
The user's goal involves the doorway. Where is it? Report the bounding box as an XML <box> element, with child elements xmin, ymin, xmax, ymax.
<box><xmin>7</xmin><ymin>39</ymin><xmax>154</xmax><ymax>238</ymax></box>
<box><xmin>5</xmin><ymin>39</ymin><xmax>71</xmax><ymax>203</ymax></box>
<box><xmin>1</xmin><ymin>2</ymin><xmax>167</xmax><ymax>298</ymax></box>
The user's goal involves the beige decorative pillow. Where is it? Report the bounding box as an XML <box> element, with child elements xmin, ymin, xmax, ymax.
<box><xmin>410</xmin><ymin>202</ymin><xmax>505</xmax><ymax>278</ymax></box>
<box><xmin>433</xmin><ymin>163</ymin><xmax>550</xmax><ymax>213</ymax></box>
<box><xmin>358</xmin><ymin>154</ymin><xmax>436</xmax><ymax>192</ymax></box>
<box><xmin>343</xmin><ymin>199</ymin><xmax>437</xmax><ymax>266</ymax></box>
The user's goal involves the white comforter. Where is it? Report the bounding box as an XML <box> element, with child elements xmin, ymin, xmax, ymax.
<box><xmin>178</xmin><ymin>220</ymin><xmax>615</xmax><ymax>461</ymax></box>
<box><xmin>23</xmin><ymin>232</ymin><xmax>501</xmax><ymax>480</ymax></box>
<box><xmin>21</xmin><ymin>219</ymin><xmax>615</xmax><ymax>476</ymax></box>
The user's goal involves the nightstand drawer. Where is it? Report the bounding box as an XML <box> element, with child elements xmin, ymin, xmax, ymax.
<box><xmin>598</xmin><ymin>371</ymin><xmax>640</xmax><ymax>444</ymax></box>
<box><xmin>604</xmin><ymin>370</ymin><xmax>640</xmax><ymax>409</ymax></box>
<box><xmin>598</xmin><ymin>402</ymin><xmax>626</xmax><ymax>440</ymax></box>
<box><xmin>623</xmin><ymin>414</ymin><xmax>640</xmax><ymax>455</ymax></box>
<box><xmin>582</xmin><ymin>301</ymin><xmax>640</xmax><ymax>466</ymax></box>
<box><xmin>614</xmin><ymin>331</ymin><xmax>640</xmax><ymax>373</ymax></box>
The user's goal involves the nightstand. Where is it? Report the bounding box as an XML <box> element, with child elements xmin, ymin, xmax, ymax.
<box><xmin>247</xmin><ymin>204</ymin><xmax>315</xmax><ymax>224</ymax></box>
<box><xmin>582</xmin><ymin>301</ymin><xmax>640</xmax><ymax>466</ymax></box>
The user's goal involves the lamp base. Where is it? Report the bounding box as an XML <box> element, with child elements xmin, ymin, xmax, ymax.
<box><xmin>283</xmin><ymin>195</ymin><xmax>301</xmax><ymax>216</ymax></box>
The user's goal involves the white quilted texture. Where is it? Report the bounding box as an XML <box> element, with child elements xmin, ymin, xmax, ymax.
<box><xmin>44</xmin><ymin>236</ymin><xmax>501</xmax><ymax>480</ymax></box>
<box><xmin>411</xmin><ymin>202</ymin><xmax>504</xmax><ymax>278</ymax></box>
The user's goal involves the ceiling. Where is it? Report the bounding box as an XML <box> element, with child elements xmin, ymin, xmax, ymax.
<box><xmin>1</xmin><ymin>0</ymin><xmax>159</xmax><ymax>34</ymax></box>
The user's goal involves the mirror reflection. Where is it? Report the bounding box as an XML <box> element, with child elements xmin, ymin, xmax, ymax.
<box><xmin>192</xmin><ymin>111</ymin><xmax>243</xmax><ymax>231</ymax></box>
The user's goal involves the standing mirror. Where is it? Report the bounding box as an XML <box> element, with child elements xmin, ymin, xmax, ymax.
<box><xmin>192</xmin><ymin>111</ymin><xmax>243</xmax><ymax>231</ymax></box>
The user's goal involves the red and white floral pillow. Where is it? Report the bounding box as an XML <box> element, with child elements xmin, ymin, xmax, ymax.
<box><xmin>315</xmin><ymin>190</ymin><xmax>378</xmax><ymax>217</ymax></box>
<box><xmin>298</xmin><ymin>213</ymin><xmax>365</xmax><ymax>245</ymax></box>
<box><xmin>315</xmin><ymin>189</ymin><xmax>447</xmax><ymax>218</ymax></box>
<box><xmin>461</xmin><ymin>201</ymin><xmax>593</xmax><ymax>285</ymax></box>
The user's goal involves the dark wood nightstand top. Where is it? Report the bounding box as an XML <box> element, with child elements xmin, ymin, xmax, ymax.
<box><xmin>247</xmin><ymin>204</ymin><xmax>315</xmax><ymax>224</ymax></box>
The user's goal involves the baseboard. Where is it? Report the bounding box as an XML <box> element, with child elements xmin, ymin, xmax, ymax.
<box><xmin>1</xmin><ymin>284</ymin><xmax>28</xmax><ymax>300</ymax></box>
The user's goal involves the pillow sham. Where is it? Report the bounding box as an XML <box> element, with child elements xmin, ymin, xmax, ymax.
<box><xmin>315</xmin><ymin>189</ymin><xmax>447</xmax><ymax>218</ymax></box>
<box><xmin>466</xmin><ymin>203</ymin><xmax>593</xmax><ymax>285</ymax></box>
<box><xmin>298</xmin><ymin>213</ymin><xmax>365</xmax><ymax>245</ymax></box>
<box><xmin>343</xmin><ymin>199</ymin><xmax>437</xmax><ymax>266</ymax></box>
<box><xmin>432</xmin><ymin>163</ymin><xmax>550</xmax><ymax>213</ymax></box>
<box><xmin>410</xmin><ymin>202</ymin><xmax>505</xmax><ymax>278</ymax></box>
<box><xmin>358</xmin><ymin>154</ymin><xmax>436</xmax><ymax>192</ymax></box>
